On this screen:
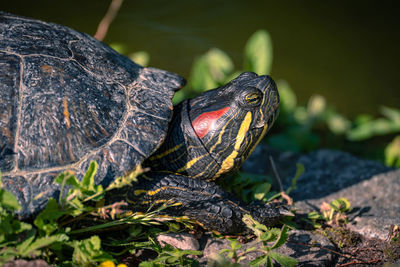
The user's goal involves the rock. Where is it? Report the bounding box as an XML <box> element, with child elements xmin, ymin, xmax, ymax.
<box><xmin>296</xmin><ymin>169</ymin><xmax>400</xmax><ymax>240</ymax></box>
<box><xmin>201</xmin><ymin>230</ymin><xmax>335</xmax><ymax>266</ymax></box>
<box><xmin>243</xmin><ymin>147</ymin><xmax>392</xmax><ymax>199</ymax></box>
<box><xmin>274</xmin><ymin>230</ymin><xmax>336</xmax><ymax>266</ymax></box>
<box><xmin>289</xmin><ymin>149</ymin><xmax>393</xmax><ymax>200</ymax></box>
<box><xmin>245</xmin><ymin>146</ymin><xmax>399</xmax><ymax>240</ymax></box>
<box><xmin>156</xmin><ymin>232</ymin><xmax>200</xmax><ymax>251</ymax></box>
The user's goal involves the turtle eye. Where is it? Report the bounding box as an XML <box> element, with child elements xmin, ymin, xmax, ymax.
<box><xmin>245</xmin><ymin>91</ymin><xmax>262</xmax><ymax>106</ymax></box>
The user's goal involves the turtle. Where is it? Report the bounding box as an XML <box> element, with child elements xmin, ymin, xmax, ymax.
<box><xmin>0</xmin><ymin>12</ymin><xmax>286</xmax><ymax>234</ymax></box>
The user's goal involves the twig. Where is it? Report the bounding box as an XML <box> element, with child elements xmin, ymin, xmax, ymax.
<box><xmin>269</xmin><ymin>156</ymin><xmax>283</xmax><ymax>192</ymax></box>
<box><xmin>94</xmin><ymin>0</ymin><xmax>124</xmax><ymax>41</ymax></box>
<box><xmin>336</xmin><ymin>259</ymin><xmax>380</xmax><ymax>267</ymax></box>
<box><xmin>287</xmin><ymin>241</ymin><xmax>351</xmax><ymax>258</ymax></box>
<box><xmin>289</xmin><ymin>241</ymin><xmax>382</xmax><ymax>266</ymax></box>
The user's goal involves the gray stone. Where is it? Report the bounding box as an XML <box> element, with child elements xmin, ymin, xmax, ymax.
<box><xmin>202</xmin><ymin>230</ymin><xmax>335</xmax><ymax>266</ymax></box>
<box><xmin>245</xmin><ymin>146</ymin><xmax>399</xmax><ymax>240</ymax></box>
<box><xmin>274</xmin><ymin>230</ymin><xmax>336</xmax><ymax>266</ymax></box>
<box><xmin>296</xmin><ymin>169</ymin><xmax>400</xmax><ymax>240</ymax></box>
<box><xmin>289</xmin><ymin>149</ymin><xmax>393</xmax><ymax>201</ymax></box>
<box><xmin>156</xmin><ymin>232</ymin><xmax>200</xmax><ymax>251</ymax></box>
<box><xmin>243</xmin><ymin>147</ymin><xmax>392</xmax><ymax>199</ymax></box>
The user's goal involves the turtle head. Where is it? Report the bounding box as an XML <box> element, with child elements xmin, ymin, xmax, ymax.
<box><xmin>145</xmin><ymin>72</ymin><xmax>278</xmax><ymax>180</ymax></box>
<box><xmin>188</xmin><ymin>72</ymin><xmax>279</xmax><ymax>178</ymax></box>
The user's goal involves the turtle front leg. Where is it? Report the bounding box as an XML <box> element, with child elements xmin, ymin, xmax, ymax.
<box><xmin>128</xmin><ymin>171</ymin><xmax>287</xmax><ymax>235</ymax></box>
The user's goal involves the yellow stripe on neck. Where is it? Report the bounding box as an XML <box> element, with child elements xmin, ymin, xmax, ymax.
<box><xmin>149</xmin><ymin>143</ymin><xmax>183</xmax><ymax>160</ymax></box>
<box><xmin>216</xmin><ymin>112</ymin><xmax>252</xmax><ymax>176</ymax></box>
<box><xmin>209</xmin><ymin>110</ymin><xmax>239</xmax><ymax>153</ymax></box>
<box><xmin>177</xmin><ymin>154</ymin><xmax>207</xmax><ymax>172</ymax></box>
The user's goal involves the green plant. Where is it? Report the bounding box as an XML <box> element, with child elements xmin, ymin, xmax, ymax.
<box><xmin>218</xmin><ymin>163</ymin><xmax>303</xmax><ymax>208</ymax></box>
<box><xmin>307</xmin><ymin>198</ymin><xmax>352</xmax><ymax>228</ymax></box>
<box><xmin>0</xmin><ymin>175</ymin><xmax>68</xmax><ymax>263</ymax></box>
<box><xmin>385</xmin><ymin>135</ymin><xmax>400</xmax><ymax>167</ymax></box>
<box><xmin>139</xmin><ymin>243</ymin><xmax>201</xmax><ymax>266</ymax></box>
<box><xmin>347</xmin><ymin>106</ymin><xmax>400</xmax><ymax>141</ymax></box>
<box><xmin>0</xmin><ymin>164</ymin><xmax>201</xmax><ymax>266</ymax></box>
<box><xmin>218</xmin><ymin>215</ymin><xmax>297</xmax><ymax>267</ymax></box>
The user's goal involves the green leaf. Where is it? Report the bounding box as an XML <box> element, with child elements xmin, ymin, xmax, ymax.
<box><xmin>244</xmin><ymin>30</ymin><xmax>273</xmax><ymax>75</ymax></box>
<box><xmin>276</xmin><ymin>80</ymin><xmax>297</xmax><ymax>114</ymax></box>
<box><xmin>308</xmin><ymin>211</ymin><xmax>323</xmax><ymax>220</ymax></box>
<box><xmin>0</xmin><ymin>188</ymin><xmax>21</xmax><ymax>211</ymax></box>
<box><xmin>16</xmin><ymin>229</ymin><xmax>36</xmax><ymax>256</ymax></box>
<box><xmin>34</xmin><ymin>198</ymin><xmax>65</xmax><ymax>236</ymax></box>
<box><xmin>327</xmin><ymin>112</ymin><xmax>352</xmax><ymax>135</ymax></box>
<box><xmin>109</xmin><ymin>43</ymin><xmax>128</xmax><ymax>54</ymax></box>
<box><xmin>139</xmin><ymin>262</ymin><xmax>163</xmax><ymax>267</ymax></box>
<box><xmin>242</xmin><ymin>214</ymin><xmax>271</xmax><ymax>239</ymax></box>
<box><xmin>189</xmin><ymin>56</ymin><xmax>218</xmax><ymax>93</ymax></box>
<box><xmin>307</xmin><ymin>95</ymin><xmax>326</xmax><ymax>117</ymax></box>
<box><xmin>253</xmin><ymin>182</ymin><xmax>271</xmax><ymax>201</ymax></box>
<box><xmin>381</xmin><ymin>106</ymin><xmax>400</xmax><ymax>123</ymax></box>
<box><xmin>72</xmin><ymin>235</ymin><xmax>113</xmax><ymax>266</ymax></box>
<box><xmin>0</xmin><ymin>247</ymin><xmax>19</xmax><ymax>263</ymax></box>
<box><xmin>330</xmin><ymin>198</ymin><xmax>351</xmax><ymax>212</ymax></box>
<box><xmin>81</xmin><ymin>161</ymin><xmax>98</xmax><ymax>190</ymax></box>
<box><xmin>18</xmin><ymin>233</ymin><xmax>68</xmax><ymax>257</ymax></box>
<box><xmin>189</xmin><ymin>48</ymin><xmax>233</xmax><ymax>93</ymax></box>
<box><xmin>106</xmin><ymin>165</ymin><xmax>142</xmax><ymax>191</ymax></box>
<box><xmin>206</xmin><ymin>48</ymin><xmax>234</xmax><ymax>83</ymax></box>
<box><xmin>230</xmin><ymin>239</ymin><xmax>242</xmax><ymax>250</ymax></box>
<box><xmin>250</xmin><ymin>256</ymin><xmax>267</xmax><ymax>266</ymax></box>
<box><xmin>285</xmin><ymin>163</ymin><xmax>304</xmax><ymax>195</ymax></box>
<box><xmin>347</xmin><ymin>117</ymin><xmax>400</xmax><ymax>141</ymax></box>
<box><xmin>266</xmin><ymin>256</ymin><xmax>273</xmax><ymax>267</ymax></box>
<box><xmin>129</xmin><ymin>51</ymin><xmax>150</xmax><ymax>66</ymax></box>
<box><xmin>271</xmin><ymin>225</ymin><xmax>289</xmax><ymax>249</ymax></box>
<box><xmin>56</xmin><ymin>161</ymin><xmax>104</xmax><ymax>203</ymax></box>
<box><xmin>269</xmin><ymin>251</ymin><xmax>297</xmax><ymax>267</ymax></box>
<box><xmin>55</xmin><ymin>172</ymin><xmax>80</xmax><ymax>188</ymax></box>
<box><xmin>385</xmin><ymin>135</ymin><xmax>400</xmax><ymax>167</ymax></box>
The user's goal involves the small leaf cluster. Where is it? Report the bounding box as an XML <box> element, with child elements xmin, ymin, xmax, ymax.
<box><xmin>307</xmin><ymin>198</ymin><xmax>352</xmax><ymax>228</ymax></box>
<box><xmin>0</xmin><ymin>176</ymin><xmax>60</xmax><ymax>263</ymax></box>
<box><xmin>218</xmin><ymin>215</ymin><xmax>297</xmax><ymax>267</ymax></box>
<box><xmin>139</xmin><ymin>243</ymin><xmax>201</xmax><ymax>267</ymax></box>
<box><xmin>219</xmin><ymin>163</ymin><xmax>303</xmax><ymax>206</ymax></box>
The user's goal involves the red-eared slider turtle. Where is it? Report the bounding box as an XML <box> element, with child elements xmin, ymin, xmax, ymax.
<box><xmin>0</xmin><ymin>12</ymin><xmax>284</xmax><ymax>234</ymax></box>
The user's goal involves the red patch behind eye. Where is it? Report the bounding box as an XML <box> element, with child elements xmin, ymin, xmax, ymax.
<box><xmin>192</xmin><ymin>107</ymin><xmax>230</xmax><ymax>138</ymax></box>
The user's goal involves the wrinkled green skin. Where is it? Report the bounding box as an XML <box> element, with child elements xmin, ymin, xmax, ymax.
<box><xmin>125</xmin><ymin>72</ymin><xmax>285</xmax><ymax>234</ymax></box>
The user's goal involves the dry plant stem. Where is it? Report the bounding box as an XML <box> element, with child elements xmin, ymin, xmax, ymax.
<box><xmin>280</xmin><ymin>191</ymin><xmax>293</xmax><ymax>206</ymax></box>
<box><xmin>290</xmin><ymin>241</ymin><xmax>382</xmax><ymax>265</ymax></box>
<box><xmin>336</xmin><ymin>259</ymin><xmax>380</xmax><ymax>267</ymax></box>
<box><xmin>94</xmin><ymin>0</ymin><xmax>124</xmax><ymax>41</ymax></box>
<box><xmin>269</xmin><ymin>156</ymin><xmax>283</xmax><ymax>192</ymax></box>
<box><xmin>288</xmin><ymin>241</ymin><xmax>350</xmax><ymax>258</ymax></box>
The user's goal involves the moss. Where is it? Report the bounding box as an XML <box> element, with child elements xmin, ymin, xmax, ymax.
<box><xmin>317</xmin><ymin>226</ymin><xmax>361</xmax><ymax>249</ymax></box>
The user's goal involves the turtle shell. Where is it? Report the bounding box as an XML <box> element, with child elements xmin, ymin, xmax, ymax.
<box><xmin>0</xmin><ymin>12</ymin><xmax>185</xmax><ymax>217</ymax></box>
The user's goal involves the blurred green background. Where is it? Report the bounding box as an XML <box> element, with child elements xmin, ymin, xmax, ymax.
<box><xmin>3</xmin><ymin>0</ymin><xmax>400</xmax><ymax>117</ymax></box>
